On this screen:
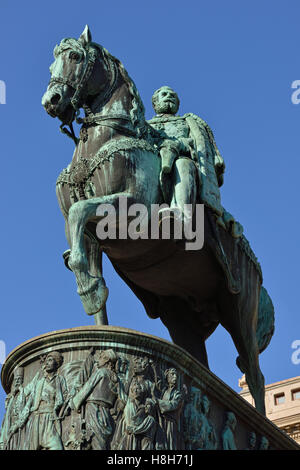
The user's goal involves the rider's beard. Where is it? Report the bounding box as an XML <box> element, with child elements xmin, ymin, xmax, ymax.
<box><xmin>155</xmin><ymin>100</ymin><xmax>178</xmax><ymax>115</ymax></box>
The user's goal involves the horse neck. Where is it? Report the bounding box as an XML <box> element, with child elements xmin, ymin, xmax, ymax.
<box><xmin>88</xmin><ymin>70</ymin><xmax>139</xmax><ymax>127</ymax></box>
<box><xmin>74</xmin><ymin>63</ymin><xmax>145</xmax><ymax>159</ymax></box>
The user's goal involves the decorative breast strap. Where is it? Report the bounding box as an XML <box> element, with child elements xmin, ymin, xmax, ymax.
<box><xmin>56</xmin><ymin>137</ymin><xmax>158</xmax><ymax>187</ymax></box>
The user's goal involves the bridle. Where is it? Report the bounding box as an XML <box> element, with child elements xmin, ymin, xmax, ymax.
<box><xmin>49</xmin><ymin>45</ymin><xmax>119</xmax><ymax>145</ymax></box>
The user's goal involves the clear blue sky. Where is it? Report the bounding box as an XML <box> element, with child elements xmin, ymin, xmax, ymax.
<box><xmin>1</xmin><ymin>0</ymin><xmax>300</xmax><ymax>423</ymax></box>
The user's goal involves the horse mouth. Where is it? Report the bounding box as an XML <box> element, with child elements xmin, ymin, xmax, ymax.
<box><xmin>59</xmin><ymin>105</ymin><xmax>76</xmax><ymax>126</ymax></box>
<box><xmin>45</xmin><ymin>103</ymin><xmax>75</xmax><ymax>125</ymax></box>
<box><xmin>45</xmin><ymin>106</ymin><xmax>57</xmax><ymax>118</ymax></box>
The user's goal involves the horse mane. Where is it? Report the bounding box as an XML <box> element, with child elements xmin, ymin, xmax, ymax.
<box><xmin>100</xmin><ymin>45</ymin><xmax>146</xmax><ymax>132</ymax></box>
<box><xmin>52</xmin><ymin>38</ymin><xmax>146</xmax><ymax>133</ymax></box>
<box><xmin>53</xmin><ymin>37</ymin><xmax>87</xmax><ymax>59</ymax></box>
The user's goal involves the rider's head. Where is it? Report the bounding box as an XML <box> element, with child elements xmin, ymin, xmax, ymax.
<box><xmin>152</xmin><ymin>86</ymin><xmax>180</xmax><ymax>116</ymax></box>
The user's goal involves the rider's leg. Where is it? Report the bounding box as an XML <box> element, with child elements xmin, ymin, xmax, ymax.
<box><xmin>171</xmin><ymin>157</ymin><xmax>197</xmax><ymax>221</ymax></box>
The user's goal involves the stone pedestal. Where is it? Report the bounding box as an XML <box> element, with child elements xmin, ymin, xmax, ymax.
<box><xmin>1</xmin><ymin>326</ymin><xmax>299</xmax><ymax>450</ymax></box>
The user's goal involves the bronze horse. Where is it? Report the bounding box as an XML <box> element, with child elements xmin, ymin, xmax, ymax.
<box><xmin>42</xmin><ymin>26</ymin><xmax>274</xmax><ymax>415</ymax></box>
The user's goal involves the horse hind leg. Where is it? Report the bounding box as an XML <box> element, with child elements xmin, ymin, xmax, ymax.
<box><xmin>219</xmin><ymin>289</ymin><xmax>266</xmax><ymax>415</ymax></box>
<box><xmin>235</xmin><ymin>332</ymin><xmax>266</xmax><ymax>415</ymax></box>
<box><xmin>159</xmin><ymin>299</ymin><xmax>213</xmax><ymax>368</ymax></box>
<box><xmin>236</xmin><ymin>345</ymin><xmax>265</xmax><ymax>413</ymax></box>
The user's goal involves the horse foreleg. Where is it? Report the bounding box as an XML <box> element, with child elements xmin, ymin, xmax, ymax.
<box><xmin>67</xmin><ymin>198</ymin><xmax>110</xmax><ymax>319</ymax></box>
<box><xmin>67</xmin><ymin>193</ymin><xmax>135</xmax><ymax>320</ymax></box>
<box><xmin>86</xmin><ymin>234</ymin><xmax>109</xmax><ymax>325</ymax></box>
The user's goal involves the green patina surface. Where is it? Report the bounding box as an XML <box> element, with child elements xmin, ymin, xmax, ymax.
<box><xmin>38</xmin><ymin>26</ymin><xmax>276</xmax><ymax>418</ymax></box>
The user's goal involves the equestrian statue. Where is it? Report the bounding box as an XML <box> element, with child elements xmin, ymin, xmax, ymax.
<box><xmin>42</xmin><ymin>26</ymin><xmax>275</xmax><ymax>415</ymax></box>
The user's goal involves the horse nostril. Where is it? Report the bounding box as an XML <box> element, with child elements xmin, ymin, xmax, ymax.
<box><xmin>50</xmin><ymin>93</ymin><xmax>61</xmax><ymax>105</ymax></box>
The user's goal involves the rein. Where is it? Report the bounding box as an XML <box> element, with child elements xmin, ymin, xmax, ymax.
<box><xmin>78</xmin><ymin>113</ymin><xmax>137</xmax><ymax>138</ymax></box>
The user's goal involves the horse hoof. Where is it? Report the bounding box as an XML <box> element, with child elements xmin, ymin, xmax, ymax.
<box><xmin>78</xmin><ymin>278</ymin><xmax>109</xmax><ymax>316</ymax></box>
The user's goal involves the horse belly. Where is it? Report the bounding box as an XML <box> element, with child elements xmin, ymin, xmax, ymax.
<box><xmin>110</xmin><ymin>241</ymin><xmax>222</xmax><ymax>308</ymax></box>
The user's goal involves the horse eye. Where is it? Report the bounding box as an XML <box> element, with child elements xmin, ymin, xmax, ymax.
<box><xmin>69</xmin><ymin>51</ymin><xmax>81</xmax><ymax>62</ymax></box>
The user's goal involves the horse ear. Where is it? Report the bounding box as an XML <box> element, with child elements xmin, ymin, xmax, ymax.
<box><xmin>78</xmin><ymin>25</ymin><xmax>92</xmax><ymax>47</ymax></box>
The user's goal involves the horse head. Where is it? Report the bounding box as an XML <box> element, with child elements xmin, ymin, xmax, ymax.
<box><xmin>42</xmin><ymin>26</ymin><xmax>110</xmax><ymax>133</ymax></box>
<box><xmin>42</xmin><ymin>25</ymin><xmax>146</xmax><ymax>143</ymax></box>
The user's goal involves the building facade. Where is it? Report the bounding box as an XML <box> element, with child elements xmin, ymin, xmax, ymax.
<box><xmin>239</xmin><ymin>375</ymin><xmax>300</xmax><ymax>444</ymax></box>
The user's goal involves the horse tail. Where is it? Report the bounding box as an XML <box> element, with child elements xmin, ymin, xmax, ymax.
<box><xmin>256</xmin><ymin>286</ymin><xmax>275</xmax><ymax>354</ymax></box>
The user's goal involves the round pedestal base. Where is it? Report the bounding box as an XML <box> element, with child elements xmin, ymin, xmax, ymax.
<box><xmin>1</xmin><ymin>326</ymin><xmax>298</xmax><ymax>450</ymax></box>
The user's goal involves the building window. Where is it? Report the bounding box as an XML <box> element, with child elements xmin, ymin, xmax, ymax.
<box><xmin>274</xmin><ymin>393</ymin><xmax>285</xmax><ymax>405</ymax></box>
<box><xmin>292</xmin><ymin>389</ymin><xmax>300</xmax><ymax>401</ymax></box>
